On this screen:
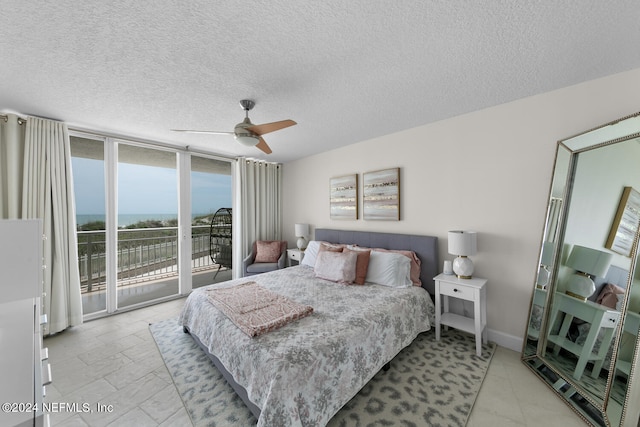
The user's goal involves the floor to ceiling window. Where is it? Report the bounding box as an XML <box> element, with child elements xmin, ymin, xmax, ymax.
<box><xmin>116</xmin><ymin>143</ymin><xmax>179</xmax><ymax>309</ymax></box>
<box><xmin>70</xmin><ymin>135</ymin><xmax>107</xmax><ymax>316</ymax></box>
<box><xmin>70</xmin><ymin>132</ymin><xmax>233</xmax><ymax>319</ymax></box>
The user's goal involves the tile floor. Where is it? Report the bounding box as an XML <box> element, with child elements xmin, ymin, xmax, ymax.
<box><xmin>43</xmin><ymin>298</ymin><xmax>588</xmax><ymax>427</ymax></box>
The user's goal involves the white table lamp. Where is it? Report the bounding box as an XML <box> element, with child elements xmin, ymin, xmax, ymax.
<box><xmin>565</xmin><ymin>245</ymin><xmax>613</xmax><ymax>300</ymax></box>
<box><xmin>295</xmin><ymin>223</ymin><xmax>310</xmax><ymax>251</ymax></box>
<box><xmin>448</xmin><ymin>230</ymin><xmax>477</xmax><ymax>279</ymax></box>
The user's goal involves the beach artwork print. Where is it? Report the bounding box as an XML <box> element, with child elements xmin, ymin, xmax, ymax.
<box><xmin>363</xmin><ymin>168</ymin><xmax>400</xmax><ymax>220</ymax></box>
<box><xmin>330</xmin><ymin>174</ymin><xmax>358</xmax><ymax>220</ymax></box>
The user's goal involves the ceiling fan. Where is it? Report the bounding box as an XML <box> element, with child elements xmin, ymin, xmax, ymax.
<box><xmin>171</xmin><ymin>100</ymin><xmax>296</xmax><ymax>154</ymax></box>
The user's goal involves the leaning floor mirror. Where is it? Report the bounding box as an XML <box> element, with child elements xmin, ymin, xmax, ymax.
<box><xmin>522</xmin><ymin>112</ymin><xmax>640</xmax><ymax>427</ymax></box>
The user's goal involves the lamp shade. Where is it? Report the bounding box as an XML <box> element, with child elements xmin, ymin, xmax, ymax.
<box><xmin>565</xmin><ymin>245</ymin><xmax>613</xmax><ymax>277</ymax></box>
<box><xmin>448</xmin><ymin>231</ymin><xmax>477</xmax><ymax>256</ymax></box>
<box><xmin>295</xmin><ymin>223</ymin><xmax>309</xmax><ymax>237</ymax></box>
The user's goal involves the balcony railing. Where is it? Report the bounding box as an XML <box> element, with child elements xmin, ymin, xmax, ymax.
<box><xmin>77</xmin><ymin>225</ymin><xmax>223</xmax><ymax>293</ymax></box>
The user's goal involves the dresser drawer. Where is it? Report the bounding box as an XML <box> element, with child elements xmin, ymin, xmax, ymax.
<box><xmin>438</xmin><ymin>281</ymin><xmax>475</xmax><ymax>301</ymax></box>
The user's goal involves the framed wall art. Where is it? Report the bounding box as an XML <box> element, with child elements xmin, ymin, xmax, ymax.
<box><xmin>330</xmin><ymin>174</ymin><xmax>358</xmax><ymax>220</ymax></box>
<box><xmin>605</xmin><ymin>186</ymin><xmax>640</xmax><ymax>257</ymax></box>
<box><xmin>363</xmin><ymin>167</ymin><xmax>400</xmax><ymax>221</ymax></box>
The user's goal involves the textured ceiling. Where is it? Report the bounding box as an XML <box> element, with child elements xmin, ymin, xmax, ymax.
<box><xmin>1</xmin><ymin>1</ymin><xmax>639</xmax><ymax>163</ymax></box>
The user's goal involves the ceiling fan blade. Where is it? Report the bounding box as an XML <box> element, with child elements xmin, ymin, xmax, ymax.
<box><xmin>171</xmin><ymin>129</ymin><xmax>234</xmax><ymax>135</ymax></box>
<box><xmin>246</xmin><ymin>119</ymin><xmax>296</xmax><ymax>136</ymax></box>
<box><xmin>255</xmin><ymin>137</ymin><xmax>272</xmax><ymax>154</ymax></box>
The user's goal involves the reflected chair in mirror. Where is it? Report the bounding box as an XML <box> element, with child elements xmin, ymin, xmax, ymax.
<box><xmin>242</xmin><ymin>240</ymin><xmax>288</xmax><ymax>276</ymax></box>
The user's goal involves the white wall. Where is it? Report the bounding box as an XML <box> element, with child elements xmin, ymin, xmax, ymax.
<box><xmin>565</xmin><ymin>141</ymin><xmax>640</xmax><ymax>267</ymax></box>
<box><xmin>281</xmin><ymin>68</ymin><xmax>640</xmax><ymax>350</ymax></box>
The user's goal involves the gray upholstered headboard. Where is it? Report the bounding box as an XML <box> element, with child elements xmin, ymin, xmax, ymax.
<box><xmin>314</xmin><ymin>229</ymin><xmax>439</xmax><ymax>295</ymax></box>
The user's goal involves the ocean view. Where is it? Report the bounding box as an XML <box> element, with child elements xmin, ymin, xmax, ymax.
<box><xmin>77</xmin><ymin>213</ymin><xmax>210</xmax><ymax>227</ymax></box>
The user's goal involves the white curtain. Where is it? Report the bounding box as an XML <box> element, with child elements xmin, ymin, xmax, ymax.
<box><xmin>232</xmin><ymin>158</ymin><xmax>282</xmax><ymax>277</ymax></box>
<box><xmin>4</xmin><ymin>115</ymin><xmax>83</xmax><ymax>334</ymax></box>
<box><xmin>0</xmin><ymin>114</ymin><xmax>26</xmax><ymax>218</ymax></box>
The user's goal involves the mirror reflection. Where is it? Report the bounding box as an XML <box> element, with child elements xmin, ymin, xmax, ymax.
<box><xmin>522</xmin><ymin>112</ymin><xmax>640</xmax><ymax>427</ymax></box>
<box><xmin>524</xmin><ymin>146</ymin><xmax>570</xmax><ymax>357</ymax></box>
<box><xmin>607</xmin><ymin>256</ymin><xmax>640</xmax><ymax>425</ymax></box>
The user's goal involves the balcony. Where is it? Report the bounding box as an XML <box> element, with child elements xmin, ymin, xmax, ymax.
<box><xmin>78</xmin><ymin>225</ymin><xmax>231</xmax><ymax>314</ymax></box>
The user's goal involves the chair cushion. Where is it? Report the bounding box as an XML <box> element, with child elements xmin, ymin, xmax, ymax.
<box><xmin>255</xmin><ymin>241</ymin><xmax>282</xmax><ymax>263</ymax></box>
<box><xmin>246</xmin><ymin>262</ymin><xmax>279</xmax><ymax>275</ymax></box>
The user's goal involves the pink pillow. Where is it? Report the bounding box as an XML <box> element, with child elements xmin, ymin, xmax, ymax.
<box><xmin>314</xmin><ymin>251</ymin><xmax>357</xmax><ymax>284</ymax></box>
<box><xmin>343</xmin><ymin>247</ymin><xmax>371</xmax><ymax>285</ymax></box>
<box><xmin>596</xmin><ymin>283</ymin><xmax>625</xmax><ymax>309</ymax></box>
<box><xmin>318</xmin><ymin>242</ymin><xmax>345</xmax><ymax>253</ymax></box>
<box><xmin>254</xmin><ymin>241</ymin><xmax>282</xmax><ymax>263</ymax></box>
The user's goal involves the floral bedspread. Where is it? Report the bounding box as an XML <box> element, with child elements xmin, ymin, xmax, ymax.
<box><xmin>179</xmin><ymin>265</ymin><xmax>435</xmax><ymax>427</ymax></box>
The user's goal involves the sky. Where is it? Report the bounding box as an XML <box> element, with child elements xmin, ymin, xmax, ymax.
<box><xmin>71</xmin><ymin>157</ymin><xmax>232</xmax><ymax>215</ymax></box>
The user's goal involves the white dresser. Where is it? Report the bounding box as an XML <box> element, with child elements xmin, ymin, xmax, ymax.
<box><xmin>0</xmin><ymin>219</ymin><xmax>50</xmax><ymax>427</ymax></box>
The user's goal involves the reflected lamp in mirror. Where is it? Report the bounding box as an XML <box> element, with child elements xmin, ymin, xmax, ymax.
<box><xmin>295</xmin><ymin>223</ymin><xmax>310</xmax><ymax>251</ymax></box>
<box><xmin>565</xmin><ymin>245</ymin><xmax>613</xmax><ymax>300</ymax></box>
<box><xmin>536</xmin><ymin>241</ymin><xmax>556</xmax><ymax>289</ymax></box>
<box><xmin>448</xmin><ymin>230</ymin><xmax>477</xmax><ymax>279</ymax></box>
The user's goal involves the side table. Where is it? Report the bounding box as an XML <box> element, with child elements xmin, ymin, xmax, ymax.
<box><xmin>434</xmin><ymin>273</ymin><xmax>488</xmax><ymax>357</ymax></box>
<box><xmin>546</xmin><ymin>292</ymin><xmax>620</xmax><ymax>380</ymax></box>
<box><xmin>287</xmin><ymin>248</ymin><xmax>305</xmax><ymax>267</ymax></box>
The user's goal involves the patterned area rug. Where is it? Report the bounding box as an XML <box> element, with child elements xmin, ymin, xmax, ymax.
<box><xmin>150</xmin><ymin>318</ymin><xmax>495</xmax><ymax>427</ymax></box>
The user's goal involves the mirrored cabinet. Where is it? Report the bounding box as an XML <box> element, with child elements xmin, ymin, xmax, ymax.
<box><xmin>522</xmin><ymin>112</ymin><xmax>640</xmax><ymax>427</ymax></box>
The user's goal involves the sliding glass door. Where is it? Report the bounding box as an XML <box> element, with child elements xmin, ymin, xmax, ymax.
<box><xmin>71</xmin><ymin>132</ymin><xmax>234</xmax><ymax>318</ymax></box>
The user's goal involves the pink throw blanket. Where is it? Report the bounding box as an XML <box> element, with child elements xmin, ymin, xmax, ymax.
<box><xmin>205</xmin><ymin>282</ymin><xmax>313</xmax><ymax>337</ymax></box>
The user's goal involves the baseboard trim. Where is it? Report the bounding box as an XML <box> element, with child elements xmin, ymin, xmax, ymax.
<box><xmin>487</xmin><ymin>328</ymin><xmax>523</xmax><ymax>352</ymax></box>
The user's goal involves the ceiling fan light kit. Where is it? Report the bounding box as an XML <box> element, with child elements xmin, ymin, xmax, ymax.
<box><xmin>171</xmin><ymin>99</ymin><xmax>296</xmax><ymax>154</ymax></box>
<box><xmin>235</xmin><ymin>135</ymin><xmax>259</xmax><ymax>147</ymax></box>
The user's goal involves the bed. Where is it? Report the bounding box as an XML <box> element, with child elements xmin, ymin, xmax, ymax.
<box><xmin>179</xmin><ymin>229</ymin><xmax>438</xmax><ymax>426</ymax></box>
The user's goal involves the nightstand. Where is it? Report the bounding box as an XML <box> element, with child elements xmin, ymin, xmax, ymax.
<box><xmin>546</xmin><ymin>292</ymin><xmax>620</xmax><ymax>380</ymax></box>
<box><xmin>287</xmin><ymin>248</ymin><xmax>305</xmax><ymax>267</ymax></box>
<box><xmin>434</xmin><ymin>273</ymin><xmax>487</xmax><ymax>357</ymax></box>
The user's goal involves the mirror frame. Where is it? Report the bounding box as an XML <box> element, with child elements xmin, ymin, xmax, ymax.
<box><xmin>521</xmin><ymin>111</ymin><xmax>640</xmax><ymax>427</ymax></box>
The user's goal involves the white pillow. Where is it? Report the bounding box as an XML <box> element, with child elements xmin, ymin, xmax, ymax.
<box><xmin>365</xmin><ymin>250</ymin><xmax>412</xmax><ymax>288</ymax></box>
<box><xmin>314</xmin><ymin>250</ymin><xmax>357</xmax><ymax>284</ymax></box>
<box><xmin>301</xmin><ymin>240</ymin><xmax>322</xmax><ymax>267</ymax></box>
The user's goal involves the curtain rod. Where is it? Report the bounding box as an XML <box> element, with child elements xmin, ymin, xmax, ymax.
<box><xmin>2</xmin><ymin>113</ymin><xmax>267</xmax><ymax>164</ymax></box>
<box><xmin>68</xmin><ymin>126</ymin><xmax>238</xmax><ymax>162</ymax></box>
<box><xmin>0</xmin><ymin>113</ymin><xmax>27</xmax><ymax>124</ymax></box>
